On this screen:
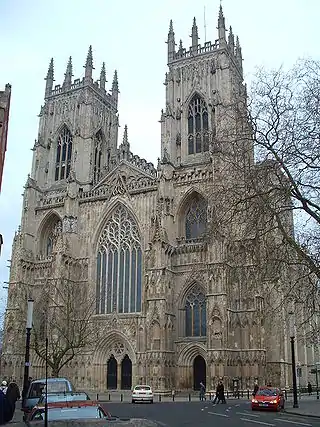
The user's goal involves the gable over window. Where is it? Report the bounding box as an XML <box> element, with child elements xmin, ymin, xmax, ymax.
<box><xmin>55</xmin><ymin>126</ymin><xmax>73</xmax><ymax>181</ymax></box>
<box><xmin>187</xmin><ymin>94</ymin><xmax>209</xmax><ymax>155</ymax></box>
<box><xmin>185</xmin><ymin>196</ymin><xmax>207</xmax><ymax>240</ymax></box>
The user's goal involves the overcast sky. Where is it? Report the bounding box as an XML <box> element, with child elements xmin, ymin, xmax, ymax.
<box><xmin>0</xmin><ymin>0</ymin><xmax>319</xmax><ymax>314</ymax></box>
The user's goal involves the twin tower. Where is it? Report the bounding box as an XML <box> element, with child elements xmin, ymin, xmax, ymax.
<box><xmin>33</xmin><ymin>5</ymin><xmax>245</xmax><ymax>191</ymax></box>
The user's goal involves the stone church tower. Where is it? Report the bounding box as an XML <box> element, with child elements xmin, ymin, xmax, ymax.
<box><xmin>1</xmin><ymin>7</ymin><xmax>314</xmax><ymax>392</ymax></box>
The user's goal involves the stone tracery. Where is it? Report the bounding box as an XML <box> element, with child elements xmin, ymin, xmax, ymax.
<box><xmin>96</xmin><ymin>204</ymin><xmax>142</xmax><ymax>314</ymax></box>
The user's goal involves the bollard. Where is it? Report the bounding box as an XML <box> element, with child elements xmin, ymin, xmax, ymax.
<box><xmin>108</xmin><ymin>393</ymin><xmax>111</xmax><ymax>401</ymax></box>
<box><xmin>172</xmin><ymin>390</ymin><xmax>175</xmax><ymax>402</ymax></box>
<box><xmin>159</xmin><ymin>394</ymin><xmax>161</xmax><ymax>402</ymax></box>
<box><xmin>188</xmin><ymin>393</ymin><xmax>191</xmax><ymax>402</ymax></box>
<box><xmin>285</xmin><ymin>390</ymin><xmax>287</xmax><ymax>400</ymax></box>
<box><xmin>226</xmin><ymin>390</ymin><xmax>229</xmax><ymax>399</ymax></box>
<box><xmin>241</xmin><ymin>390</ymin><xmax>244</xmax><ymax>398</ymax></box>
<box><xmin>247</xmin><ymin>390</ymin><xmax>250</xmax><ymax>399</ymax></box>
<box><xmin>209</xmin><ymin>392</ymin><xmax>211</xmax><ymax>400</ymax></box>
<box><xmin>121</xmin><ymin>393</ymin><xmax>123</xmax><ymax>402</ymax></box>
<box><xmin>96</xmin><ymin>393</ymin><xmax>99</xmax><ymax>401</ymax></box>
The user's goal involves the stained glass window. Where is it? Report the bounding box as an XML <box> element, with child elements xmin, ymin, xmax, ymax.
<box><xmin>185</xmin><ymin>197</ymin><xmax>207</xmax><ymax>240</ymax></box>
<box><xmin>96</xmin><ymin>205</ymin><xmax>142</xmax><ymax>314</ymax></box>
<box><xmin>55</xmin><ymin>126</ymin><xmax>73</xmax><ymax>181</ymax></box>
<box><xmin>185</xmin><ymin>286</ymin><xmax>206</xmax><ymax>337</ymax></box>
<box><xmin>187</xmin><ymin>95</ymin><xmax>209</xmax><ymax>155</ymax></box>
<box><xmin>93</xmin><ymin>131</ymin><xmax>103</xmax><ymax>184</ymax></box>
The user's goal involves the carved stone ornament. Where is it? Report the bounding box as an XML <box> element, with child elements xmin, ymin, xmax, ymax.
<box><xmin>63</xmin><ymin>216</ymin><xmax>78</xmax><ymax>233</ymax></box>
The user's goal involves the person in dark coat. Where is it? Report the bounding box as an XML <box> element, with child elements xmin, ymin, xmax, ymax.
<box><xmin>6</xmin><ymin>381</ymin><xmax>21</xmax><ymax>421</ymax></box>
<box><xmin>0</xmin><ymin>389</ymin><xmax>12</xmax><ymax>425</ymax></box>
<box><xmin>253</xmin><ymin>382</ymin><xmax>259</xmax><ymax>397</ymax></box>
<box><xmin>213</xmin><ymin>380</ymin><xmax>226</xmax><ymax>404</ymax></box>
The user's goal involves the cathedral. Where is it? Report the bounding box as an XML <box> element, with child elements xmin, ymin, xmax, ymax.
<box><xmin>1</xmin><ymin>7</ymin><xmax>315</xmax><ymax>392</ymax></box>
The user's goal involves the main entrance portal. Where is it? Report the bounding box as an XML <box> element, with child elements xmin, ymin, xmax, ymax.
<box><xmin>107</xmin><ymin>355</ymin><xmax>117</xmax><ymax>389</ymax></box>
<box><xmin>121</xmin><ymin>354</ymin><xmax>132</xmax><ymax>390</ymax></box>
<box><xmin>193</xmin><ymin>355</ymin><xmax>206</xmax><ymax>390</ymax></box>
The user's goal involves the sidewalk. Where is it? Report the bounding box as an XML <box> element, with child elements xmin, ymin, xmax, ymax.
<box><xmin>285</xmin><ymin>399</ymin><xmax>320</xmax><ymax>419</ymax></box>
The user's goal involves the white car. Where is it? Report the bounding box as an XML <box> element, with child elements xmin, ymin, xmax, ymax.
<box><xmin>131</xmin><ymin>385</ymin><xmax>153</xmax><ymax>403</ymax></box>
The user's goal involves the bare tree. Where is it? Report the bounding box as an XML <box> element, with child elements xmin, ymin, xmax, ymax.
<box><xmin>32</xmin><ymin>279</ymin><xmax>95</xmax><ymax>377</ymax></box>
<box><xmin>209</xmin><ymin>58</ymin><xmax>320</xmax><ymax>333</ymax></box>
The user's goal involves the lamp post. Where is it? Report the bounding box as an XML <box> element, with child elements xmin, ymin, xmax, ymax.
<box><xmin>289</xmin><ymin>310</ymin><xmax>299</xmax><ymax>408</ymax></box>
<box><xmin>22</xmin><ymin>298</ymin><xmax>34</xmax><ymax>406</ymax></box>
<box><xmin>316</xmin><ymin>362</ymin><xmax>320</xmax><ymax>400</ymax></box>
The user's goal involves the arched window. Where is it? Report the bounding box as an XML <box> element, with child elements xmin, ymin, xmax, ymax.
<box><xmin>185</xmin><ymin>196</ymin><xmax>207</xmax><ymax>240</ymax></box>
<box><xmin>188</xmin><ymin>95</ymin><xmax>209</xmax><ymax>155</ymax></box>
<box><xmin>93</xmin><ymin>131</ymin><xmax>103</xmax><ymax>184</ymax></box>
<box><xmin>55</xmin><ymin>126</ymin><xmax>73</xmax><ymax>181</ymax></box>
<box><xmin>185</xmin><ymin>285</ymin><xmax>206</xmax><ymax>337</ymax></box>
<box><xmin>40</xmin><ymin>216</ymin><xmax>62</xmax><ymax>257</ymax></box>
<box><xmin>96</xmin><ymin>205</ymin><xmax>142</xmax><ymax>314</ymax></box>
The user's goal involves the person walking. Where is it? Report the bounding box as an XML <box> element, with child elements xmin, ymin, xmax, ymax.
<box><xmin>253</xmin><ymin>381</ymin><xmax>259</xmax><ymax>397</ymax></box>
<box><xmin>199</xmin><ymin>381</ymin><xmax>206</xmax><ymax>401</ymax></box>
<box><xmin>213</xmin><ymin>380</ymin><xmax>226</xmax><ymax>404</ymax></box>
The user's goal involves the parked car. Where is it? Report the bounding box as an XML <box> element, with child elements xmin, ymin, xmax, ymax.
<box><xmin>132</xmin><ymin>385</ymin><xmax>153</xmax><ymax>403</ymax></box>
<box><xmin>251</xmin><ymin>387</ymin><xmax>285</xmax><ymax>411</ymax></box>
<box><xmin>28</xmin><ymin>400</ymin><xmax>112</xmax><ymax>422</ymax></box>
<box><xmin>21</xmin><ymin>377</ymin><xmax>75</xmax><ymax>420</ymax></box>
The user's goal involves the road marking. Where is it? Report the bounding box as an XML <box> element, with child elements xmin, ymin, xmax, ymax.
<box><xmin>274</xmin><ymin>419</ymin><xmax>312</xmax><ymax>426</ymax></box>
<box><xmin>240</xmin><ymin>418</ymin><xmax>275</xmax><ymax>426</ymax></box>
<box><xmin>236</xmin><ymin>411</ymin><xmax>260</xmax><ymax>417</ymax></box>
<box><xmin>208</xmin><ymin>411</ymin><xmax>229</xmax><ymax>417</ymax></box>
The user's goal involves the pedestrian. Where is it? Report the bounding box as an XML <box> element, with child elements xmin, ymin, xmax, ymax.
<box><xmin>308</xmin><ymin>381</ymin><xmax>312</xmax><ymax>395</ymax></box>
<box><xmin>6</xmin><ymin>380</ymin><xmax>21</xmax><ymax>421</ymax></box>
<box><xmin>0</xmin><ymin>381</ymin><xmax>7</xmax><ymax>395</ymax></box>
<box><xmin>199</xmin><ymin>381</ymin><xmax>206</xmax><ymax>401</ymax></box>
<box><xmin>253</xmin><ymin>381</ymin><xmax>259</xmax><ymax>397</ymax></box>
<box><xmin>0</xmin><ymin>389</ymin><xmax>12</xmax><ymax>425</ymax></box>
<box><xmin>213</xmin><ymin>380</ymin><xmax>226</xmax><ymax>404</ymax></box>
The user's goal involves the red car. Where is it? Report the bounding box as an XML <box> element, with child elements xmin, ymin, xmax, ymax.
<box><xmin>251</xmin><ymin>387</ymin><xmax>285</xmax><ymax>411</ymax></box>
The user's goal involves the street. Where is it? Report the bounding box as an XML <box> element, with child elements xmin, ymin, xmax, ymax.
<box><xmin>103</xmin><ymin>400</ymin><xmax>320</xmax><ymax>427</ymax></box>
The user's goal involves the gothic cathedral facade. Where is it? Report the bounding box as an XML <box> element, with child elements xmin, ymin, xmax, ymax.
<box><xmin>1</xmin><ymin>8</ymin><xmax>313</xmax><ymax>392</ymax></box>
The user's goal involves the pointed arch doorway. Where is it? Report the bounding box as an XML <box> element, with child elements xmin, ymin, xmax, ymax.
<box><xmin>121</xmin><ymin>354</ymin><xmax>132</xmax><ymax>390</ymax></box>
<box><xmin>107</xmin><ymin>355</ymin><xmax>117</xmax><ymax>389</ymax></box>
<box><xmin>193</xmin><ymin>355</ymin><xmax>206</xmax><ymax>390</ymax></box>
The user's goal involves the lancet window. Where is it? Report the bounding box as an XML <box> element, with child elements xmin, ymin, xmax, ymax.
<box><xmin>185</xmin><ymin>196</ymin><xmax>207</xmax><ymax>240</ymax></box>
<box><xmin>55</xmin><ymin>126</ymin><xmax>73</xmax><ymax>181</ymax></box>
<box><xmin>187</xmin><ymin>95</ymin><xmax>209</xmax><ymax>154</ymax></box>
<box><xmin>185</xmin><ymin>285</ymin><xmax>206</xmax><ymax>337</ymax></box>
<box><xmin>93</xmin><ymin>131</ymin><xmax>103</xmax><ymax>184</ymax></box>
<box><xmin>96</xmin><ymin>205</ymin><xmax>142</xmax><ymax>314</ymax></box>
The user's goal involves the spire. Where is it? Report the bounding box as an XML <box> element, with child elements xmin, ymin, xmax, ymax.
<box><xmin>235</xmin><ymin>36</ymin><xmax>243</xmax><ymax>72</ymax></box>
<box><xmin>217</xmin><ymin>4</ymin><xmax>226</xmax><ymax>46</ymax></box>
<box><xmin>84</xmin><ymin>45</ymin><xmax>94</xmax><ymax>83</ymax></box>
<box><xmin>191</xmin><ymin>17</ymin><xmax>199</xmax><ymax>53</ymax></box>
<box><xmin>177</xmin><ymin>39</ymin><xmax>184</xmax><ymax>57</ymax></box>
<box><xmin>228</xmin><ymin>26</ymin><xmax>235</xmax><ymax>54</ymax></box>
<box><xmin>123</xmin><ymin>125</ymin><xmax>129</xmax><ymax>146</ymax></box>
<box><xmin>112</xmin><ymin>70</ymin><xmax>119</xmax><ymax>105</ymax></box>
<box><xmin>167</xmin><ymin>19</ymin><xmax>176</xmax><ymax>63</ymax></box>
<box><xmin>100</xmin><ymin>62</ymin><xmax>106</xmax><ymax>91</ymax></box>
<box><xmin>120</xmin><ymin>125</ymin><xmax>130</xmax><ymax>160</ymax></box>
<box><xmin>63</xmin><ymin>56</ymin><xmax>73</xmax><ymax>90</ymax></box>
<box><xmin>44</xmin><ymin>58</ymin><xmax>54</xmax><ymax>98</ymax></box>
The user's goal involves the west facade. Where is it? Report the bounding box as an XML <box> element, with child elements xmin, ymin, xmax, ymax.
<box><xmin>1</xmin><ymin>8</ymin><xmax>315</xmax><ymax>391</ymax></box>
